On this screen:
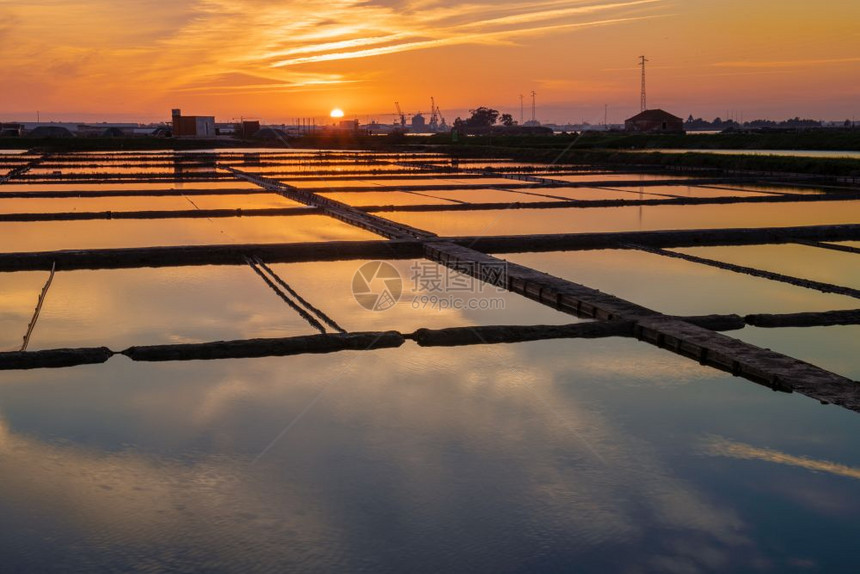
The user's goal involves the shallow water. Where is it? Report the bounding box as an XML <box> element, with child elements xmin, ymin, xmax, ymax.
<box><xmin>502</xmin><ymin>250</ymin><xmax>858</xmax><ymax>316</ymax></box>
<box><xmin>734</xmin><ymin>325</ymin><xmax>860</xmax><ymax>381</ymax></box>
<box><xmin>672</xmin><ymin>244</ymin><xmax>860</xmax><ymax>291</ymax></box>
<box><xmin>527</xmin><ymin>186</ymin><xmax>668</xmax><ymax>201</ymax></box>
<box><xmin>0</xmin><ymin>214</ymin><xmax>379</xmax><ymax>252</ymax></box>
<box><xmin>1</xmin><ymin>150</ymin><xmax>859</xmax><ymax>573</ymax></box>
<box><xmin>1</xmin><ymin>338</ymin><xmax>859</xmax><ymax>572</ymax></box>
<box><xmin>548</xmin><ymin>173</ymin><xmax>694</xmax><ymax>183</ymax></box>
<box><xmin>387</xmin><ymin>200</ymin><xmax>860</xmax><ymax>236</ymax></box>
<box><xmin>609</xmin><ymin>185</ymin><xmax>773</xmax><ymax>198</ymax></box>
<box><xmin>0</xmin><ymin>194</ymin><xmax>302</xmax><ymax>214</ymax></box>
<box><xmin>0</xmin><ymin>181</ymin><xmax>261</xmax><ymax>192</ymax></box>
<box><xmin>267</xmin><ymin>259</ymin><xmax>579</xmax><ymax>334</ymax></box>
<box><xmin>319</xmin><ymin>191</ymin><xmax>456</xmax><ymax>206</ymax></box>
<box><xmin>27</xmin><ymin>266</ymin><xmax>321</xmax><ymax>350</ymax></box>
<box><xmin>408</xmin><ymin>188</ymin><xmax>564</xmax><ymax>204</ymax></box>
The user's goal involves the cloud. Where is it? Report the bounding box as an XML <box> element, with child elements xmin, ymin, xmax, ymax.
<box><xmin>714</xmin><ymin>57</ymin><xmax>860</xmax><ymax>69</ymax></box>
<box><xmin>704</xmin><ymin>436</ymin><xmax>860</xmax><ymax>481</ymax></box>
<box><xmin>265</xmin><ymin>1</ymin><xmax>663</xmax><ymax>68</ymax></box>
<box><xmin>0</xmin><ymin>0</ymin><xmax>670</xmax><ymax>103</ymax></box>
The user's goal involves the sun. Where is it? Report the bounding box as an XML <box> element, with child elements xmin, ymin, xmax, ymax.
<box><xmin>330</xmin><ymin>108</ymin><xmax>345</xmax><ymax>118</ymax></box>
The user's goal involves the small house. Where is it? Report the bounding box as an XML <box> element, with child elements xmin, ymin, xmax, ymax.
<box><xmin>625</xmin><ymin>109</ymin><xmax>684</xmax><ymax>133</ymax></box>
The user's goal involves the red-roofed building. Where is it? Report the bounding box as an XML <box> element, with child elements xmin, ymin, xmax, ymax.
<box><xmin>625</xmin><ymin>109</ymin><xmax>684</xmax><ymax>133</ymax></box>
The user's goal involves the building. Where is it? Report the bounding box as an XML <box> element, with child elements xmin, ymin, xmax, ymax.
<box><xmin>411</xmin><ymin>113</ymin><xmax>426</xmax><ymax>131</ymax></box>
<box><xmin>0</xmin><ymin>123</ymin><xmax>23</xmax><ymax>136</ymax></box>
<box><xmin>171</xmin><ymin>109</ymin><xmax>216</xmax><ymax>137</ymax></box>
<box><xmin>624</xmin><ymin>109</ymin><xmax>684</xmax><ymax>133</ymax></box>
<box><xmin>234</xmin><ymin>120</ymin><xmax>260</xmax><ymax>139</ymax></box>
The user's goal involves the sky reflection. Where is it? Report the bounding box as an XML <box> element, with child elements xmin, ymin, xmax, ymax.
<box><xmin>2</xmin><ymin>337</ymin><xmax>859</xmax><ymax>571</ymax></box>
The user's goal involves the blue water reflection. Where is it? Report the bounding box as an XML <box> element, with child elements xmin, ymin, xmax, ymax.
<box><xmin>1</xmin><ymin>337</ymin><xmax>859</xmax><ymax>572</ymax></box>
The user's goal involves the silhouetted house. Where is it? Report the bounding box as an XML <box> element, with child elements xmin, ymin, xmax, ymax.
<box><xmin>625</xmin><ymin>109</ymin><xmax>684</xmax><ymax>133</ymax></box>
<box><xmin>235</xmin><ymin>120</ymin><xmax>261</xmax><ymax>139</ymax></box>
<box><xmin>101</xmin><ymin>127</ymin><xmax>126</xmax><ymax>137</ymax></box>
<box><xmin>0</xmin><ymin>123</ymin><xmax>23</xmax><ymax>137</ymax></box>
<box><xmin>27</xmin><ymin>126</ymin><xmax>74</xmax><ymax>138</ymax></box>
<box><xmin>171</xmin><ymin>109</ymin><xmax>215</xmax><ymax>137</ymax></box>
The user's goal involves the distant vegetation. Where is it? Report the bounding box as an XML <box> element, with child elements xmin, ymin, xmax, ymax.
<box><xmin>684</xmin><ymin>116</ymin><xmax>853</xmax><ymax>131</ymax></box>
<box><xmin>452</xmin><ymin>107</ymin><xmax>551</xmax><ymax>136</ymax></box>
<box><xmin>562</xmin><ymin>129</ymin><xmax>860</xmax><ymax>152</ymax></box>
<box><xmin>453</xmin><ymin>107</ymin><xmax>500</xmax><ymax>129</ymax></box>
<box><xmin>3</xmin><ymin>123</ymin><xmax>860</xmax><ymax>178</ymax></box>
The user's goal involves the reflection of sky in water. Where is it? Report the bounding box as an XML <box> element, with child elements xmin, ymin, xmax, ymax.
<box><xmin>268</xmin><ymin>259</ymin><xmax>579</xmax><ymax>334</ymax></box>
<box><xmin>2</xmin><ymin>152</ymin><xmax>859</xmax><ymax>571</ymax></box>
<box><xmin>1</xmin><ymin>260</ymin><xmax>579</xmax><ymax>352</ymax></box>
<box><xmin>610</xmin><ymin>185</ymin><xmax>773</xmax><ymax>198</ymax></box>
<box><xmin>387</xmin><ymin>201</ymin><xmax>860</xmax><ymax>236</ymax></box>
<box><xmin>503</xmin><ymin>250</ymin><xmax>858</xmax><ymax>316</ymax></box>
<box><xmin>0</xmin><ymin>214</ymin><xmax>379</xmax><ymax>252</ymax></box>
<box><xmin>0</xmin><ymin>193</ymin><xmax>303</xmax><ymax>214</ymax></box>
<box><xmin>1</xmin><ymin>339</ymin><xmax>859</xmax><ymax>571</ymax></box>
<box><xmin>673</xmin><ymin>244</ymin><xmax>860</xmax><ymax>291</ymax></box>
<box><xmin>23</xmin><ymin>266</ymin><xmax>322</xmax><ymax>350</ymax></box>
<box><xmin>0</xmin><ymin>181</ymin><xmax>262</xmax><ymax>192</ymax></box>
<box><xmin>320</xmin><ymin>191</ymin><xmax>455</xmax><ymax>206</ymax></box>
<box><xmin>549</xmin><ymin>173</ymin><xmax>695</xmax><ymax>183</ymax></box>
<box><xmin>733</xmin><ymin>326</ymin><xmax>860</xmax><ymax>381</ymax></box>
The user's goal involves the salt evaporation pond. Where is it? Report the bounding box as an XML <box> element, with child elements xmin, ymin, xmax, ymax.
<box><xmin>1</xmin><ymin>149</ymin><xmax>858</xmax><ymax>572</ymax></box>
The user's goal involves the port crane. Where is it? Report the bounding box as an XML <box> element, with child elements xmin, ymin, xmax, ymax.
<box><xmin>436</xmin><ymin>103</ymin><xmax>448</xmax><ymax>130</ymax></box>
<box><xmin>429</xmin><ymin>97</ymin><xmax>447</xmax><ymax>131</ymax></box>
<box><xmin>429</xmin><ymin>97</ymin><xmax>439</xmax><ymax>131</ymax></box>
<box><xmin>394</xmin><ymin>102</ymin><xmax>406</xmax><ymax>128</ymax></box>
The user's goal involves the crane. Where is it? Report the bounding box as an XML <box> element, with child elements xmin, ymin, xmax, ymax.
<box><xmin>394</xmin><ymin>102</ymin><xmax>406</xmax><ymax>127</ymax></box>
<box><xmin>429</xmin><ymin>97</ymin><xmax>439</xmax><ymax>131</ymax></box>
<box><xmin>434</xmin><ymin>100</ymin><xmax>447</xmax><ymax>131</ymax></box>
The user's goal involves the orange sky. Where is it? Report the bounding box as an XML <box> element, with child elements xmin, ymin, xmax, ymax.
<box><xmin>1</xmin><ymin>0</ymin><xmax>858</xmax><ymax>124</ymax></box>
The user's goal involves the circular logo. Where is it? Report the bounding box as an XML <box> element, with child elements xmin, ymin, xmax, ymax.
<box><xmin>352</xmin><ymin>261</ymin><xmax>403</xmax><ymax>311</ymax></box>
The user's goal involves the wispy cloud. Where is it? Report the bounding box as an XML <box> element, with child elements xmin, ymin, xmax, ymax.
<box><xmin>704</xmin><ymin>436</ymin><xmax>860</xmax><ymax>481</ymax></box>
<box><xmin>714</xmin><ymin>57</ymin><xmax>860</xmax><ymax>68</ymax></box>
<box><xmin>149</xmin><ymin>0</ymin><xmax>669</xmax><ymax>92</ymax></box>
<box><xmin>0</xmin><ymin>0</ymin><xmax>669</xmax><ymax>110</ymax></box>
<box><xmin>266</xmin><ymin>1</ymin><xmax>663</xmax><ymax>68</ymax></box>
<box><xmin>269</xmin><ymin>16</ymin><xmax>659</xmax><ymax>68</ymax></box>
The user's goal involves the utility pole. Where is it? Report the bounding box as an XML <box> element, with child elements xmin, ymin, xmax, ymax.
<box><xmin>604</xmin><ymin>104</ymin><xmax>608</xmax><ymax>128</ymax></box>
<box><xmin>519</xmin><ymin>94</ymin><xmax>524</xmax><ymax>125</ymax></box>
<box><xmin>639</xmin><ymin>55</ymin><xmax>648</xmax><ymax>112</ymax></box>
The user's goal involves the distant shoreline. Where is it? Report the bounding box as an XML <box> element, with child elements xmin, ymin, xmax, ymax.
<box><xmin>2</xmin><ymin>131</ymin><xmax>859</xmax><ymax>178</ymax></box>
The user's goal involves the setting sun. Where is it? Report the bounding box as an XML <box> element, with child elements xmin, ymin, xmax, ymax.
<box><xmin>330</xmin><ymin>108</ymin><xmax>345</xmax><ymax>118</ymax></box>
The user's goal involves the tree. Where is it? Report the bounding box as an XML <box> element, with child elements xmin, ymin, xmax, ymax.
<box><xmin>464</xmin><ymin>107</ymin><xmax>500</xmax><ymax>128</ymax></box>
<box><xmin>499</xmin><ymin>113</ymin><xmax>515</xmax><ymax>127</ymax></box>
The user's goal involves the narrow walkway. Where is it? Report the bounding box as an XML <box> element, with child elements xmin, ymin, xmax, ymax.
<box><xmin>221</xmin><ymin>165</ymin><xmax>860</xmax><ymax>412</ymax></box>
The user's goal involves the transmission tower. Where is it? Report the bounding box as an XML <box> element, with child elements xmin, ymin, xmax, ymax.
<box><xmin>530</xmin><ymin>90</ymin><xmax>537</xmax><ymax>123</ymax></box>
<box><xmin>639</xmin><ymin>55</ymin><xmax>648</xmax><ymax>112</ymax></box>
